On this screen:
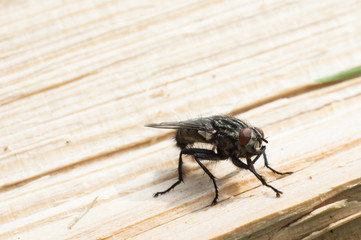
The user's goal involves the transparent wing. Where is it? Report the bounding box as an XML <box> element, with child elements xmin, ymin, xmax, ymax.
<box><xmin>145</xmin><ymin>117</ymin><xmax>216</xmax><ymax>132</ymax></box>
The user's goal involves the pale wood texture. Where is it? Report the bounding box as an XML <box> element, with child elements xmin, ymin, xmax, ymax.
<box><xmin>1</xmin><ymin>0</ymin><xmax>361</xmax><ymax>239</ymax></box>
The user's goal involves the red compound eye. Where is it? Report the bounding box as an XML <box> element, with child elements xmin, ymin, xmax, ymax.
<box><xmin>255</xmin><ymin>127</ymin><xmax>264</xmax><ymax>138</ymax></box>
<box><xmin>239</xmin><ymin>128</ymin><xmax>252</xmax><ymax>145</ymax></box>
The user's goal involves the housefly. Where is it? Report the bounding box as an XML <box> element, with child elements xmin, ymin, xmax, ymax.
<box><xmin>146</xmin><ymin>115</ymin><xmax>292</xmax><ymax>205</ymax></box>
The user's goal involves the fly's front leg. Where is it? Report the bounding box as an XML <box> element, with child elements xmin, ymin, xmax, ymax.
<box><xmin>232</xmin><ymin>157</ymin><xmax>283</xmax><ymax>197</ymax></box>
<box><xmin>252</xmin><ymin>146</ymin><xmax>293</xmax><ymax>175</ymax></box>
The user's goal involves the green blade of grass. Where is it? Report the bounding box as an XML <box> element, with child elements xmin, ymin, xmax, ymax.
<box><xmin>316</xmin><ymin>66</ymin><xmax>361</xmax><ymax>83</ymax></box>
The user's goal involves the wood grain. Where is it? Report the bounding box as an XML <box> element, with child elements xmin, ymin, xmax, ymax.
<box><xmin>1</xmin><ymin>0</ymin><xmax>361</xmax><ymax>239</ymax></box>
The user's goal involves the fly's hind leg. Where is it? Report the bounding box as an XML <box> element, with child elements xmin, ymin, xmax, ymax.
<box><xmin>153</xmin><ymin>150</ymin><xmax>184</xmax><ymax>197</ymax></box>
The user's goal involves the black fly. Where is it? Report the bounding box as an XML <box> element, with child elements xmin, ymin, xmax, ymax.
<box><xmin>146</xmin><ymin>115</ymin><xmax>292</xmax><ymax>206</ymax></box>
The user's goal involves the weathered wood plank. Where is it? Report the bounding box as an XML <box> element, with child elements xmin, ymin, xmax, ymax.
<box><xmin>1</xmin><ymin>0</ymin><xmax>361</xmax><ymax>188</ymax></box>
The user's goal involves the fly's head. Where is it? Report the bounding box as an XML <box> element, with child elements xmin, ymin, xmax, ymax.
<box><xmin>238</xmin><ymin>127</ymin><xmax>268</xmax><ymax>155</ymax></box>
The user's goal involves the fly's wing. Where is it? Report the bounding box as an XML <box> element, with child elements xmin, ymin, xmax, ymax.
<box><xmin>145</xmin><ymin>117</ymin><xmax>216</xmax><ymax>132</ymax></box>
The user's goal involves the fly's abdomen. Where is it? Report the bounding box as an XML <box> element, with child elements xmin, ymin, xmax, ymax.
<box><xmin>175</xmin><ymin>129</ymin><xmax>215</xmax><ymax>149</ymax></box>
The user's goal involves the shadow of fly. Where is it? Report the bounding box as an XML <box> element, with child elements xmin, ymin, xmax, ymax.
<box><xmin>146</xmin><ymin>115</ymin><xmax>292</xmax><ymax>206</ymax></box>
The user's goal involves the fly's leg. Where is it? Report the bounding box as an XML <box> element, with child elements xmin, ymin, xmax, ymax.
<box><xmin>262</xmin><ymin>149</ymin><xmax>293</xmax><ymax>175</ymax></box>
<box><xmin>232</xmin><ymin>157</ymin><xmax>283</xmax><ymax>197</ymax></box>
<box><xmin>154</xmin><ymin>148</ymin><xmax>225</xmax><ymax>206</ymax></box>
<box><xmin>153</xmin><ymin>150</ymin><xmax>184</xmax><ymax>198</ymax></box>
<box><xmin>182</xmin><ymin>149</ymin><xmax>224</xmax><ymax>206</ymax></box>
<box><xmin>251</xmin><ymin>148</ymin><xmax>263</xmax><ymax>165</ymax></box>
<box><xmin>252</xmin><ymin>146</ymin><xmax>293</xmax><ymax>175</ymax></box>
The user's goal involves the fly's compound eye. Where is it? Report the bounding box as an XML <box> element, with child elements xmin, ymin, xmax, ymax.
<box><xmin>239</xmin><ymin>128</ymin><xmax>252</xmax><ymax>145</ymax></box>
<box><xmin>254</xmin><ymin>127</ymin><xmax>264</xmax><ymax>138</ymax></box>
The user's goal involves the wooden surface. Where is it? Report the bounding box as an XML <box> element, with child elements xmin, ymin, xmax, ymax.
<box><xmin>1</xmin><ymin>0</ymin><xmax>361</xmax><ymax>239</ymax></box>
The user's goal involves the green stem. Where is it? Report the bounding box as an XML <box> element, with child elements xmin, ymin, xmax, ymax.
<box><xmin>316</xmin><ymin>66</ymin><xmax>361</xmax><ymax>83</ymax></box>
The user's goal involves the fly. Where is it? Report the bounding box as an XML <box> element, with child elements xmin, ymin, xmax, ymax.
<box><xmin>146</xmin><ymin>115</ymin><xmax>293</xmax><ymax>206</ymax></box>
